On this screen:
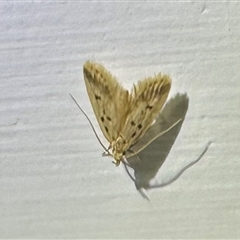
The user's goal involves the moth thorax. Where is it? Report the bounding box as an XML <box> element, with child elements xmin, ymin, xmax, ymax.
<box><xmin>112</xmin><ymin>136</ymin><xmax>126</xmax><ymax>162</ymax></box>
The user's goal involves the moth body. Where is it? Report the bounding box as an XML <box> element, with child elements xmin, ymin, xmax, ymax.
<box><xmin>111</xmin><ymin>135</ymin><xmax>128</xmax><ymax>165</ymax></box>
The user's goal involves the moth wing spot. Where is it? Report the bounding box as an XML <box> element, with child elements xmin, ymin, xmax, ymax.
<box><xmin>105</xmin><ymin>126</ymin><xmax>109</xmax><ymax>133</ymax></box>
<box><xmin>131</xmin><ymin>121</ymin><xmax>136</xmax><ymax>126</ymax></box>
<box><xmin>95</xmin><ymin>94</ymin><xmax>101</xmax><ymax>100</ymax></box>
<box><xmin>131</xmin><ymin>132</ymin><xmax>136</xmax><ymax>138</ymax></box>
<box><xmin>146</xmin><ymin>105</ymin><xmax>153</xmax><ymax>110</ymax></box>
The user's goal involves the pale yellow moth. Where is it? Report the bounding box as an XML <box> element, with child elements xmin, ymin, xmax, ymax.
<box><xmin>82</xmin><ymin>61</ymin><xmax>172</xmax><ymax>166</ymax></box>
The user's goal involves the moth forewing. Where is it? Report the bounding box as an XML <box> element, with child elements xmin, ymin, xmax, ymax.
<box><xmin>83</xmin><ymin>61</ymin><xmax>130</xmax><ymax>146</ymax></box>
<box><xmin>117</xmin><ymin>74</ymin><xmax>172</xmax><ymax>153</ymax></box>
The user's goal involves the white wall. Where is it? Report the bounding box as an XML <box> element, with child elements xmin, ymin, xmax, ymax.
<box><xmin>1</xmin><ymin>2</ymin><xmax>240</xmax><ymax>238</ymax></box>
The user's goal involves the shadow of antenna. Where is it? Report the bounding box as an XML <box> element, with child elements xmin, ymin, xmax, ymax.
<box><xmin>124</xmin><ymin>93</ymin><xmax>210</xmax><ymax>199</ymax></box>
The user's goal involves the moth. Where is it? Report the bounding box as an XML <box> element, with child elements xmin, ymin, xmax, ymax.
<box><xmin>81</xmin><ymin>61</ymin><xmax>172</xmax><ymax>166</ymax></box>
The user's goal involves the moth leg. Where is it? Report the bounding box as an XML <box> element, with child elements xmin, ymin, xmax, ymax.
<box><xmin>102</xmin><ymin>145</ymin><xmax>112</xmax><ymax>157</ymax></box>
<box><xmin>112</xmin><ymin>159</ymin><xmax>121</xmax><ymax>166</ymax></box>
<box><xmin>102</xmin><ymin>152</ymin><xmax>111</xmax><ymax>157</ymax></box>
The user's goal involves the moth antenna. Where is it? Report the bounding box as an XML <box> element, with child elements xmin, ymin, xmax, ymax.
<box><xmin>69</xmin><ymin>93</ymin><xmax>111</xmax><ymax>155</ymax></box>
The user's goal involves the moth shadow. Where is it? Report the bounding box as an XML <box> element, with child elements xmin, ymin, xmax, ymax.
<box><xmin>125</xmin><ymin>93</ymin><xmax>202</xmax><ymax>199</ymax></box>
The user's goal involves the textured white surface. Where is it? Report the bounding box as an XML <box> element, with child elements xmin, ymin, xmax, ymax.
<box><xmin>1</xmin><ymin>2</ymin><xmax>240</xmax><ymax>239</ymax></box>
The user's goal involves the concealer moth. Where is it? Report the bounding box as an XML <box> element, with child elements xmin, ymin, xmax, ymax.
<box><xmin>82</xmin><ymin>61</ymin><xmax>172</xmax><ymax>166</ymax></box>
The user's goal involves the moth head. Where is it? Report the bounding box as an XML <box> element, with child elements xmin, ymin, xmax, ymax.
<box><xmin>112</xmin><ymin>136</ymin><xmax>127</xmax><ymax>165</ymax></box>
